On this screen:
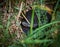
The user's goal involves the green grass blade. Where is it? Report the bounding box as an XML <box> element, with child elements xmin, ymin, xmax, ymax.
<box><xmin>26</xmin><ymin>21</ymin><xmax>60</xmax><ymax>40</ymax></box>
<box><xmin>30</xmin><ymin>9</ymin><xmax>35</xmax><ymax>34</ymax></box>
<box><xmin>21</xmin><ymin>39</ymin><xmax>52</xmax><ymax>44</ymax></box>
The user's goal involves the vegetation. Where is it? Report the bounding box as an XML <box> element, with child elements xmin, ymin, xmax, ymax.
<box><xmin>0</xmin><ymin>0</ymin><xmax>60</xmax><ymax>47</ymax></box>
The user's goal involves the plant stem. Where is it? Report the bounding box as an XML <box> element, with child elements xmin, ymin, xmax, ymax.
<box><xmin>30</xmin><ymin>9</ymin><xmax>34</xmax><ymax>34</ymax></box>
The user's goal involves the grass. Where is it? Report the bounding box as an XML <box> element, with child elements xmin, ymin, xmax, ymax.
<box><xmin>0</xmin><ymin>0</ymin><xmax>60</xmax><ymax>47</ymax></box>
<box><xmin>30</xmin><ymin>9</ymin><xmax>35</xmax><ymax>34</ymax></box>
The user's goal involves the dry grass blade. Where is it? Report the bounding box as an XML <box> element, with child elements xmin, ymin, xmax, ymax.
<box><xmin>16</xmin><ymin>2</ymin><xmax>23</xmax><ymax>22</ymax></box>
<box><xmin>22</xmin><ymin>12</ymin><xmax>30</xmax><ymax>24</ymax></box>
